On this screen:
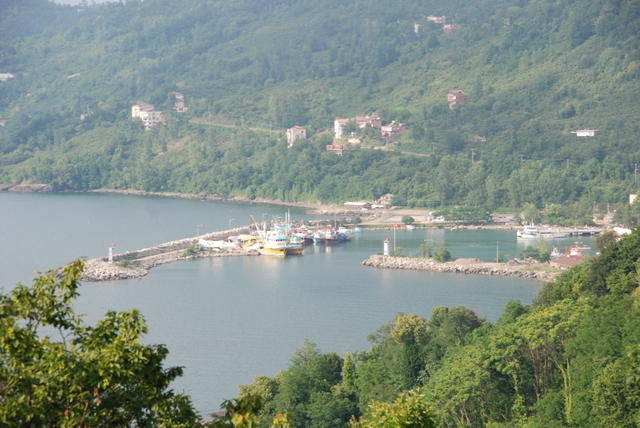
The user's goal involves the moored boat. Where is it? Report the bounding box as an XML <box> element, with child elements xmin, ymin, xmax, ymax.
<box><xmin>517</xmin><ymin>224</ymin><xmax>565</xmax><ymax>239</ymax></box>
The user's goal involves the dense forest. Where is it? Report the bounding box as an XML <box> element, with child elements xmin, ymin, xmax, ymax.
<box><xmin>1</xmin><ymin>0</ymin><xmax>640</xmax><ymax>219</ymax></box>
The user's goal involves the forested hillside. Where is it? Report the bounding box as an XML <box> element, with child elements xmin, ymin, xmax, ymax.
<box><xmin>1</xmin><ymin>0</ymin><xmax>640</xmax><ymax>217</ymax></box>
<box><xmin>228</xmin><ymin>229</ymin><xmax>640</xmax><ymax>428</ymax></box>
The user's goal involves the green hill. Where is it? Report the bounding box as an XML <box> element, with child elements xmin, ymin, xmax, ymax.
<box><xmin>1</xmin><ymin>0</ymin><xmax>640</xmax><ymax>217</ymax></box>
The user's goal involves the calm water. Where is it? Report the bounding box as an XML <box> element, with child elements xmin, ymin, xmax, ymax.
<box><xmin>0</xmin><ymin>192</ymin><xmax>595</xmax><ymax>416</ymax></box>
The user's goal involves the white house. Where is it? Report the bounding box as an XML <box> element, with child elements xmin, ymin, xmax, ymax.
<box><xmin>132</xmin><ymin>103</ymin><xmax>165</xmax><ymax>130</ymax></box>
<box><xmin>571</xmin><ymin>129</ymin><xmax>598</xmax><ymax>137</ymax></box>
<box><xmin>286</xmin><ymin>126</ymin><xmax>306</xmax><ymax>147</ymax></box>
<box><xmin>427</xmin><ymin>15</ymin><xmax>446</xmax><ymax>24</ymax></box>
<box><xmin>334</xmin><ymin>118</ymin><xmax>350</xmax><ymax>139</ymax></box>
<box><xmin>172</xmin><ymin>92</ymin><xmax>188</xmax><ymax>113</ymax></box>
<box><xmin>0</xmin><ymin>73</ymin><xmax>15</xmax><ymax>82</ymax></box>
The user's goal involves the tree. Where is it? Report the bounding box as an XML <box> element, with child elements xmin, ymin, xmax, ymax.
<box><xmin>433</xmin><ymin>247</ymin><xmax>455</xmax><ymax>263</ymax></box>
<box><xmin>537</xmin><ymin>237</ymin><xmax>551</xmax><ymax>262</ymax></box>
<box><xmin>391</xmin><ymin>314</ymin><xmax>429</xmax><ymax>389</ymax></box>
<box><xmin>343</xmin><ymin>353</ymin><xmax>356</xmax><ymax>393</ymax></box>
<box><xmin>0</xmin><ymin>260</ymin><xmax>199</xmax><ymax>427</ymax></box>
<box><xmin>401</xmin><ymin>215</ymin><xmax>415</xmax><ymax>225</ymax></box>
<box><xmin>522</xmin><ymin>203</ymin><xmax>540</xmax><ymax>224</ymax></box>
<box><xmin>350</xmin><ymin>390</ymin><xmax>436</xmax><ymax>428</ymax></box>
<box><xmin>211</xmin><ymin>395</ymin><xmax>264</xmax><ymax>428</ymax></box>
<box><xmin>596</xmin><ymin>230</ymin><xmax>618</xmax><ymax>252</ymax></box>
<box><xmin>342</xmin><ymin>120</ymin><xmax>358</xmax><ymax>137</ymax></box>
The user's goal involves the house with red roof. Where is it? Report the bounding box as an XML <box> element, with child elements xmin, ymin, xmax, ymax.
<box><xmin>447</xmin><ymin>90</ymin><xmax>466</xmax><ymax>108</ymax></box>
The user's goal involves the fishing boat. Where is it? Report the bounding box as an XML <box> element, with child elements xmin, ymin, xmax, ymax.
<box><xmin>261</xmin><ymin>232</ymin><xmax>288</xmax><ymax>256</ymax></box>
<box><xmin>323</xmin><ymin>228</ymin><xmax>340</xmax><ymax>244</ymax></box>
<box><xmin>285</xmin><ymin>236</ymin><xmax>305</xmax><ymax>255</ymax></box>
<box><xmin>312</xmin><ymin>230</ymin><xmax>325</xmax><ymax>244</ymax></box>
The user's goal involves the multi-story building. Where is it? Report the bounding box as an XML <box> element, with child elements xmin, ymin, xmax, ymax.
<box><xmin>173</xmin><ymin>92</ymin><xmax>188</xmax><ymax>113</ymax></box>
<box><xmin>443</xmin><ymin>24</ymin><xmax>460</xmax><ymax>33</ymax></box>
<box><xmin>132</xmin><ymin>103</ymin><xmax>165</xmax><ymax>130</ymax></box>
<box><xmin>447</xmin><ymin>90</ymin><xmax>466</xmax><ymax>109</ymax></box>
<box><xmin>286</xmin><ymin>126</ymin><xmax>307</xmax><ymax>147</ymax></box>
<box><xmin>334</xmin><ymin>118</ymin><xmax>350</xmax><ymax>139</ymax></box>
<box><xmin>427</xmin><ymin>15</ymin><xmax>446</xmax><ymax>24</ymax></box>
<box><xmin>355</xmin><ymin>114</ymin><xmax>382</xmax><ymax>128</ymax></box>
<box><xmin>381</xmin><ymin>122</ymin><xmax>407</xmax><ymax>138</ymax></box>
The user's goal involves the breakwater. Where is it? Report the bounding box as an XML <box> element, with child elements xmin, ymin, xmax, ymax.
<box><xmin>361</xmin><ymin>255</ymin><xmax>560</xmax><ymax>281</ymax></box>
<box><xmin>81</xmin><ymin>226</ymin><xmax>253</xmax><ymax>282</ymax></box>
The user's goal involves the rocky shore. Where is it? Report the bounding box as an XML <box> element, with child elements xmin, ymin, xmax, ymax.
<box><xmin>361</xmin><ymin>255</ymin><xmax>560</xmax><ymax>281</ymax></box>
<box><xmin>80</xmin><ymin>226</ymin><xmax>254</xmax><ymax>282</ymax></box>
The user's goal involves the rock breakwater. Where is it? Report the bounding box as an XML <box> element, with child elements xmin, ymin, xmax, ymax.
<box><xmin>81</xmin><ymin>226</ymin><xmax>253</xmax><ymax>282</ymax></box>
<box><xmin>361</xmin><ymin>255</ymin><xmax>559</xmax><ymax>281</ymax></box>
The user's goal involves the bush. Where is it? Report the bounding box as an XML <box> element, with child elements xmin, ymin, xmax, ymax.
<box><xmin>117</xmin><ymin>259</ymin><xmax>140</xmax><ymax>268</ymax></box>
<box><xmin>434</xmin><ymin>247</ymin><xmax>455</xmax><ymax>262</ymax></box>
<box><xmin>182</xmin><ymin>245</ymin><xmax>200</xmax><ymax>257</ymax></box>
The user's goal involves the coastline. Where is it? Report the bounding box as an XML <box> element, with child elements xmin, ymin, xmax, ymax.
<box><xmin>361</xmin><ymin>255</ymin><xmax>560</xmax><ymax>282</ymax></box>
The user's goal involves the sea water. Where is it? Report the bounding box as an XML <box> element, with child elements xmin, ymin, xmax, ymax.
<box><xmin>1</xmin><ymin>192</ymin><xmax>592</xmax><ymax>415</ymax></box>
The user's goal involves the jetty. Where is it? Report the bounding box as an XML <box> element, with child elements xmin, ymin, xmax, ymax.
<box><xmin>361</xmin><ymin>255</ymin><xmax>560</xmax><ymax>281</ymax></box>
<box><xmin>81</xmin><ymin>226</ymin><xmax>254</xmax><ymax>282</ymax></box>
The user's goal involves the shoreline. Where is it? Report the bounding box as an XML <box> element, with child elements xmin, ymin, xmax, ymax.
<box><xmin>361</xmin><ymin>255</ymin><xmax>560</xmax><ymax>282</ymax></box>
<box><xmin>1</xmin><ymin>185</ymin><xmax>605</xmax><ymax>232</ymax></box>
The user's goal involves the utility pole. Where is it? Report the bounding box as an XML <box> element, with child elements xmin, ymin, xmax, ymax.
<box><xmin>496</xmin><ymin>241</ymin><xmax>499</xmax><ymax>263</ymax></box>
<box><xmin>635</xmin><ymin>163</ymin><xmax>637</xmax><ymax>184</ymax></box>
<box><xmin>471</xmin><ymin>148</ymin><xmax>476</xmax><ymax>163</ymax></box>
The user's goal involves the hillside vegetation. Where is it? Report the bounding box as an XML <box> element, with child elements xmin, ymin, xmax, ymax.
<box><xmin>1</xmin><ymin>0</ymin><xmax>640</xmax><ymax>217</ymax></box>
<box><xmin>230</xmin><ymin>229</ymin><xmax>640</xmax><ymax>428</ymax></box>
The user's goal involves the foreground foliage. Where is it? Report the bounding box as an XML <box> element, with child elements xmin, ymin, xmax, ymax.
<box><xmin>0</xmin><ymin>260</ymin><xmax>199</xmax><ymax>427</ymax></box>
<box><xmin>232</xmin><ymin>229</ymin><xmax>640</xmax><ymax>427</ymax></box>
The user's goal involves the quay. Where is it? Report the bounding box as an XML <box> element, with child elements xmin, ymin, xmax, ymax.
<box><xmin>361</xmin><ymin>255</ymin><xmax>560</xmax><ymax>282</ymax></box>
<box><xmin>81</xmin><ymin>226</ymin><xmax>254</xmax><ymax>282</ymax></box>
<box><xmin>561</xmin><ymin>227</ymin><xmax>602</xmax><ymax>236</ymax></box>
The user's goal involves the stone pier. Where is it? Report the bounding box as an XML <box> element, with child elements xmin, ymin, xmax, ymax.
<box><xmin>81</xmin><ymin>226</ymin><xmax>254</xmax><ymax>282</ymax></box>
<box><xmin>361</xmin><ymin>255</ymin><xmax>560</xmax><ymax>281</ymax></box>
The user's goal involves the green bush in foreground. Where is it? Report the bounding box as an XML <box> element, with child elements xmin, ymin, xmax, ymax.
<box><xmin>0</xmin><ymin>260</ymin><xmax>199</xmax><ymax>427</ymax></box>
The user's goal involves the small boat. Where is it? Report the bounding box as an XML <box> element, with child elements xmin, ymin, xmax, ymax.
<box><xmin>550</xmin><ymin>247</ymin><xmax>562</xmax><ymax>258</ymax></box>
<box><xmin>576</xmin><ymin>242</ymin><xmax>591</xmax><ymax>250</ymax></box>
